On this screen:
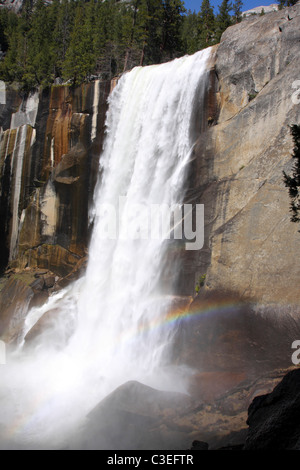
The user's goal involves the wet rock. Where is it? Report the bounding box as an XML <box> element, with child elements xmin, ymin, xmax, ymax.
<box><xmin>53</xmin><ymin>143</ymin><xmax>87</xmax><ymax>185</ymax></box>
<box><xmin>24</xmin><ymin>305</ymin><xmax>76</xmax><ymax>349</ymax></box>
<box><xmin>190</xmin><ymin>440</ymin><xmax>209</xmax><ymax>450</ymax></box>
<box><xmin>69</xmin><ymin>368</ymin><xmax>292</xmax><ymax>450</ymax></box>
<box><xmin>34</xmin><ymin>271</ymin><xmax>48</xmax><ymax>278</ymax></box>
<box><xmin>244</xmin><ymin>368</ymin><xmax>300</xmax><ymax>450</ymax></box>
<box><xmin>24</xmin><ymin>308</ymin><xmax>60</xmax><ymax>344</ymax></box>
<box><xmin>0</xmin><ymin>79</ymin><xmax>110</xmax><ymax>276</ymax></box>
<box><xmin>18</xmin><ymin>244</ymin><xmax>81</xmax><ymax>277</ymax></box>
<box><xmin>0</xmin><ymin>277</ymin><xmax>34</xmax><ymax>343</ymax></box>
<box><xmin>172</xmin><ymin>291</ymin><xmax>300</xmax><ymax>381</ymax></box>
<box><xmin>30</xmin><ymin>277</ymin><xmax>45</xmax><ymax>291</ymax></box>
<box><xmin>44</xmin><ymin>275</ymin><xmax>55</xmax><ymax>288</ymax></box>
<box><xmin>71</xmin><ymin>380</ymin><xmax>194</xmax><ymax>450</ymax></box>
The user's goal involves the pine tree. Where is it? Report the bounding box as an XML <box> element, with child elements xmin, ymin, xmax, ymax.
<box><xmin>0</xmin><ymin>8</ymin><xmax>9</xmax><ymax>55</ymax></box>
<box><xmin>283</xmin><ymin>125</ymin><xmax>300</xmax><ymax>225</ymax></box>
<box><xmin>50</xmin><ymin>0</ymin><xmax>76</xmax><ymax>79</ymax></box>
<box><xmin>181</xmin><ymin>10</ymin><xmax>199</xmax><ymax>55</ymax></box>
<box><xmin>216</xmin><ymin>0</ymin><xmax>232</xmax><ymax>43</ymax></box>
<box><xmin>133</xmin><ymin>0</ymin><xmax>151</xmax><ymax>65</ymax></box>
<box><xmin>198</xmin><ymin>0</ymin><xmax>216</xmax><ymax>49</ymax></box>
<box><xmin>141</xmin><ymin>0</ymin><xmax>165</xmax><ymax>64</ymax></box>
<box><xmin>161</xmin><ymin>0</ymin><xmax>185</xmax><ymax>60</ymax></box>
<box><xmin>63</xmin><ymin>1</ymin><xmax>96</xmax><ymax>84</ymax></box>
<box><xmin>25</xmin><ymin>0</ymin><xmax>54</xmax><ymax>87</ymax></box>
<box><xmin>232</xmin><ymin>0</ymin><xmax>243</xmax><ymax>23</ymax></box>
<box><xmin>93</xmin><ymin>0</ymin><xmax>118</xmax><ymax>78</ymax></box>
<box><xmin>0</xmin><ymin>10</ymin><xmax>20</xmax><ymax>81</ymax></box>
<box><xmin>278</xmin><ymin>0</ymin><xmax>298</xmax><ymax>9</ymax></box>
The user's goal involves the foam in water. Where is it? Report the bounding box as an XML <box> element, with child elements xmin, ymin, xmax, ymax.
<box><xmin>0</xmin><ymin>48</ymin><xmax>212</xmax><ymax>449</ymax></box>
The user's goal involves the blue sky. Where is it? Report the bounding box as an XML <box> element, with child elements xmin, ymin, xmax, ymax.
<box><xmin>184</xmin><ymin>0</ymin><xmax>278</xmax><ymax>13</ymax></box>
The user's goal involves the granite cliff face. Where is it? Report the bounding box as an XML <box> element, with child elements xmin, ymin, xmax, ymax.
<box><xmin>1</xmin><ymin>6</ymin><xmax>299</xmax><ymax>305</ymax></box>
<box><xmin>0</xmin><ymin>81</ymin><xmax>110</xmax><ymax>277</ymax></box>
<box><xmin>0</xmin><ymin>5</ymin><xmax>300</xmax><ymax>449</ymax></box>
<box><xmin>181</xmin><ymin>4</ymin><xmax>300</xmax><ymax>308</ymax></box>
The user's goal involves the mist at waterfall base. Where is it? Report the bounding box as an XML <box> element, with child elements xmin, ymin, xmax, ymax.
<box><xmin>0</xmin><ymin>49</ymin><xmax>211</xmax><ymax>450</ymax></box>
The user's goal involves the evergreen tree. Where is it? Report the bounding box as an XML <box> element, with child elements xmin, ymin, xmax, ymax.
<box><xmin>63</xmin><ymin>1</ymin><xmax>96</xmax><ymax>84</ymax></box>
<box><xmin>133</xmin><ymin>0</ymin><xmax>151</xmax><ymax>65</ymax></box>
<box><xmin>144</xmin><ymin>0</ymin><xmax>165</xmax><ymax>64</ymax></box>
<box><xmin>283</xmin><ymin>125</ymin><xmax>300</xmax><ymax>225</ymax></box>
<box><xmin>232</xmin><ymin>0</ymin><xmax>243</xmax><ymax>23</ymax></box>
<box><xmin>17</xmin><ymin>0</ymin><xmax>34</xmax><ymax>85</ymax></box>
<box><xmin>25</xmin><ymin>0</ymin><xmax>54</xmax><ymax>87</ymax></box>
<box><xmin>161</xmin><ymin>0</ymin><xmax>185</xmax><ymax>60</ymax></box>
<box><xmin>216</xmin><ymin>0</ymin><xmax>232</xmax><ymax>43</ymax></box>
<box><xmin>50</xmin><ymin>0</ymin><xmax>76</xmax><ymax>79</ymax></box>
<box><xmin>0</xmin><ymin>0</ymin><xmax>225</xmax><ymax>88</ymax></box>
<box><xmin>93</xmin><ymin>0</ymin><xmax>118</xmax><ymax>78</ymax></box>
<box><xmin>0</xmin><ymin>8</ymin><xmax>9</xmax><ymax>55</ymax></box>
<box><xmin>277</xmin><ymin>0</ymin><xmax>298</xmax><ymax>9</ymax></box>
<box><xmin>198</xmin><ymin>0</ymin><xmax>216</xmax><ymax>49</ymax></box>
<box><xmin>181</xmin><ymin>10</ymin><xmax>199</xmax><ymax>55</ymax></box>
<box><xmin>0</xmin><ymin>11</ymin><xmax>20</xmax><ymax>81</ymax></box>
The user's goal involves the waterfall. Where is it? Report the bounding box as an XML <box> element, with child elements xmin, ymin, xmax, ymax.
<box><xmin>0</xmin><ymin>48</ymin><xmax>212</xmax><ymax>449</ymax></box>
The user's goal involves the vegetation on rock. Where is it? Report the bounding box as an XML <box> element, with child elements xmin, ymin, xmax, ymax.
<box><xmin>277</xmin><ymin>0</ymin><xmax>298</xmax><ymax>9</ymax></box>
<box><xmin>0</xmin><ymin>0</ymin><xmax>243</xmax><ymax>90</ymax></box>
<box><xmin>283</xmin><ymin>125</ymin><xmax>300</xmax><ymax>225</ymax></box>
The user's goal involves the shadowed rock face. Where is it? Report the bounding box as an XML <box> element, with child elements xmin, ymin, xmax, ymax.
<box><xmin>174</xmin><ymin>291</ymin><xmax>300</xmax><ymax>375</ymax></box>
<box><xmin>244</xmin><ymin>368</ymin><xmax>300</xmax><ymax>450</ymax></box>
<box><xmin>68</xmin><ymin>368</ymin><xmax>297</xmax><ymax>450</ymax></box>
<box><xmin>72</xmin><ymin>381</ymin><xmax>194</xmax><ymax>450</ymax></box>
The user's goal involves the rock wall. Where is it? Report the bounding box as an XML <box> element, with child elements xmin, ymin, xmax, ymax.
<box><xmin>0</xmin><ymin>80</ymin><xmax>111</xmax><ymax>277</ymax></box>
<box><xmin>0</xmin><ymin>6</ymin><xmax>300</xmax><ymax>449</ymax></box>
<box><xmin>181</xmin><ymin>4</ymin><xmax>300</xmax><ymax>309</ymax></box>
<box><xmin>2</xmin><ymin>6</ymin><xmax>299</xmax><ymax>306</ymax></box>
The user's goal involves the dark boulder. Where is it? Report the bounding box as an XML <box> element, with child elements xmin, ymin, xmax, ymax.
<box><xmin>190</xmin><ymin>440</ymin><xmax>209</xmax><ymax>450</ymax></box>
<box><xmin>70</xmin><ymin>380</ymin><xmax>193</xmax><ymax>450</ymax></box>
<box><xmin>244</xmin><ymin>368</ymin><xmax>300</xmax><ymax>450</ymax></box>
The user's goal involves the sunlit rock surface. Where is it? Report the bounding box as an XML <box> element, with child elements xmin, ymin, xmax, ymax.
<box><xmin>180</xmin><ymin>4</ymin><xmax>300</xmax><ymax>307</ymax></box>
<box><xmin>0</xmin><ymin>81</ymin><xmax>110</xmax><ymax>274</ymax></box>
<box><xmin>0</xmin><ymin>5</ymin><xmax>300</xmax><ymax>450</ymax></box>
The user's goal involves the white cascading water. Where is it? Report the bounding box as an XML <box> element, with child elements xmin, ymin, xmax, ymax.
<box><xmin>0</xmin><ymin>48</ymin><xmax>211</xmax><ymax>449</ymax></box>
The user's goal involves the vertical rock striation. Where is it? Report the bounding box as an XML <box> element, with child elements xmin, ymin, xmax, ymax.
<box><xmin>0</xmin><ymin>81</ymin><xmax>110</xmax><ymax>276</ymax></box>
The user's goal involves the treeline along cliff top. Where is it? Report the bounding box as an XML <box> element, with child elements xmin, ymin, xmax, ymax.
<box><xmin>0</xmin><ymin>0</ymin><xmax>254</xmax><ymax>91</ymax></box>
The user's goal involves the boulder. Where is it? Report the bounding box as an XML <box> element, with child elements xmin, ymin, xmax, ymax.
<box><xmin>71</xmin><ymin>380</ymin><xmax>194</xmax><ymax>450</ymax></box>
<box><xmin>30</xmin><ymin>277</ymin><xmax>45</xmax><ymax>291</ymax></box>
<box><xmin>244</xmin><ymin>368</ymin><xmax>300</xmax><ymax>450</ymax></box>
<box><xmin>190</xmin><ymin>440</ymin><xmax>209</xmax><ymax>450</ymax></box>
<box><xmin>44</xmin><ymin>275</ymin><xmax>55</xmax><ymax>288</ymax></box>
<box><xmin>24</xmin><ymin>304</ymin><xmax>75</xmax><ymax>349</ymax></box>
